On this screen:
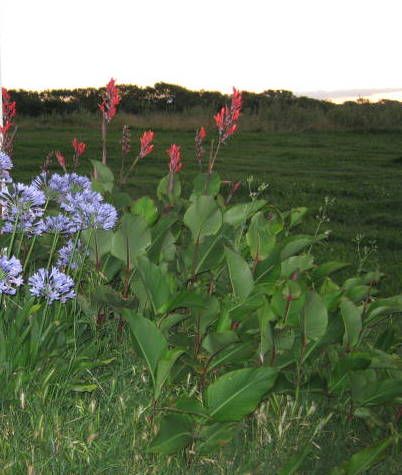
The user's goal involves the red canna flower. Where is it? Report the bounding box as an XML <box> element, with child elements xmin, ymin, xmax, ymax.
<box><xmin>139</xmin><ymin>130</ymin><xmax>155</xmax><ymax>159</ymax></box>
<box><xmin>55</xmin><ymin>151</ymin><xmax>66</xmax><ymax>171</ymax></box>
<box><xmin>1</xmin><ymin>88</ymin><xmax>17</xmax><ymax>139</ymax></box>
<box><xmin>99</xmin><ymin>78</ymin><xmax>120</xmax><ymax>122</ymax></box>
<box><xmin>214</xmin><ymin>87</ymin><xmax>242</xmax><ymax>143</ymax></box>
<box><xmin>72</xmin><ymin>138</ymin><xmax>87</xmax><ymax>157</ymax></box>
<box><xmin>195</xmin><ymin>126</ymin><xmax>207</xmax><ymax>164</ymax></box>
<box><xmin>167</xmin><ymin>144</ymin><xmax>183</xmax><ymax>174</ymax></box>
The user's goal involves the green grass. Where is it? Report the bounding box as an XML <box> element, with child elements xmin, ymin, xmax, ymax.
<box><xmin>2</xmin><ymin>115</ymin><xmax>401</xmax><ymax>473</ymax></box>
<box><xmin>13</xmin><ymin>117</ymin><xmax>402</xmax><ymax>294</ymax></box>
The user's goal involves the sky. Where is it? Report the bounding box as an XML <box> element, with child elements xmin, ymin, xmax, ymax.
<box><xmin>1</xmin><ymin>0</ymin><xmax>401</xmax><ymax>102</ymax></box>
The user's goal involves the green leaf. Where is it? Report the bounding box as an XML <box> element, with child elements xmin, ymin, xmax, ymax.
<box><xmin>135</xmin><ymin>256</ymin><xmax>174</xmax><ymax>314</ymax></box>
<box><xmin>184</xmin><ymin>195</ymin><xmax>223</xmax><ymax>242</ymax></box>
<box><xmin>111</xmin><ymin>214</ymin><xmax>151</xmax><ymax>265</ymax></box>
<box><xmin>303</xmin><ymin>291</ymin><xmax>328</xmax><ymax>341</ymax></box>
<box><xmin>131</xmin><ymin>196</ymin><xmax>159</xmax><ymax>225</ymax></box>
<box><xmin>281</xmin><ymin>254</ymin><xmax>314</xmax><ymax>278</ymax></box>
<box><xmin>123</xmin><ymin>311</ymin><xmax>167</xmax><ymax>386</ymax></box>
<box><xmin>160</xmin><ymin>290</ymin><xmax>206</xmax><ymax>314</ymax></box>
<box><xmin>157</xmin><ymin>174</ymin><xmax>181</xmax><ymax>202</ymax></box>
<box><xmin>202</xmin><ymin>331</ymin><xmax>239</xmax><ymax>355</ymax></box>
<box><xmin>197</xmin><ymin>422</ymin><xmax>237</xmax><ymax>454</ymax></box>
<box><xmin>312</xmin><ymin>261</ymin><xmax>350</xmax><ymax>280</ymax></box>
<box><xmin>332</xmin><ymin>437</ymin><xmax>393</xmax><ymax>475</ymax></box>
<box><xmin>257</xmin><ymin>300</ymin><xmax>275</xmax><ymax>362</ymax></box>
<box><xmin>359</xmin><ymin>378</ymin><xmax>402</xmax><ymax>406</ymax></box>
<box><xmin>91</xmin><ymin>160</ymin><xmax>114</xmax><ymax>192</ymax></box>
<box><xmin>288</xmin><ymin>207</ymin><xmax>308</xmax><ymax>228</ymax></box>
<box><xmin>193</xmin><ymin>172</ymin><xmax>221</xmax><ymax>196</ymax></box>
<box><xmin>81</xmin><ymin>229</ymin><xmax>113</xmax><ymax>261</ymax></box>
<box><xmin>154</xmin><ymin>348</ymin><xmax>185</xmax><ymax>400</ymax></box>
<box><xmin>281</xmin><ymin>234</ymin><xmax>325</xmax><ymax>260</ymax></box>
<box><xmin>340</xmin><ymin>298</ymin><xmax>362</xmax><ymax>349</ymax></box>
<box><xmin>225</xmin><ymin>247</ymin><xmax>254</xmax><ymax>300</ymax></box>
<box><xmin>246</xmin><ymin>212</ymin><xmax>276</xmax><ymax>260</ymax></box>
<box><xmin>223</xmin><ymin>200</ymin><xmax>266</xmax><ymax>226</ymax></box>
<box><xmin>148</xmin><ymin>414</ymin><xmax>193</xmax><ymax>454</ymax></box>
<box><xmin>206</xmin><ymin>367</ymin><xmax>278</xmax><ymax>421</ymax></box>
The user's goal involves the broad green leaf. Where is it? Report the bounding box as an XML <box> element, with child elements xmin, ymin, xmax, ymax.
<box><xmin>111</xmin><ymin>214</ymin><xmax>151</xmax><ymax>265</ymax></box>
<box><xmin>280</xmin><ymin>234</ymin><xmax>326</xmax><ymax>260</ymax></box>
<box><xmin>312</xmin><ymin>261</ymin><xmax>350</xmax><ymax>280</ymax></box>
<box><xmin>123</xmin><ymin>311</ymin><xmax>167</xmax><ymax>386</ymax></box>
<box><xmin>184</xmin><ymin>195</ymin><xmax>223</xmax><ymax>242</ymax></box>
<box><xmin>131</xmin><ymin>196</ymin><xmax>158</xmax><ymax>225</ymax></box>
<box><xmin>154</xmin><ymin>348</ymin><xmax>185</xmax><ymax>400</ymax></box>
<box><xmin>359</xmin><ymin>378</ymin><xmax>402</xmax><ymax>406</ymax></box>
<box><xmin>225</xmin><ymin>247</ymin><xmax>254</xmax><ymax>300</ymax></box>
<box><xmin>81</xmin><ymin>229</ymin><xmax>113</xmax><ymax>261</ymax></box>
<box><xmin>202</xmin><ymin>331</ymin><xmax>239</xmax><ymax>354</ymax></box>
<box><xmin>208</xmin><ymin>341</ymin><xmax>255</xmax><ymax>371</ymax></box>
<box><xmin>159</xmin><ymin>290</ymin><xmax>206</xmax><ymax>314</ymax></box>
<box><xmin>366</xmin><ymin>294</ymin><xmax>402</xmax><ymax>324</ymax></box>
<box><xmin>303</xmin><ymin>291</ymin><xmax>328</xmax><ymax>341</ymax></box>
<box><xmin>223</xmin><ymin>200</ymin><xmax>266</xmax><ymax>226</ymax></box>
<box><xmin>135</xmin><ymin>256</ymin><xmax>174</xmax><ymax>314</ymax></box>
<box><xmin>148</xmin><ymin>414</ymin><xmax>193</xmax><ymax>454</ymax></box>
<box><xmin>246</xmin><ymin>212</ymin><xmax>276</xmax><ymax>260</ymax></box>
<box><xmin>257</xmin><ymin>300</ymin><xmax>275</xmax><ymax>361</ymax></box>
<box><xmin>91</xmin><ymin>160</ymin><xmax>114</xmax><ymax>192</ymax></box>
<box><xmin>331</xmin><ymin>437</ymin><xmax>393</xmax><ymax>475</ymax></box>
<box><xmin>194</xmin><ymin>234</ymin><xmax>224</xmax><ymax>274</ymax></box>
<box><xmin>281</xmin><ymin>254</ymin><xmax>314</xmax><ymax>278</ymax></box>
<box><xmin>197</xmin><ymin>422</ymin><xmax>237</xmax><ymax>454</ymax></box>
<box><xmin>206</xmin><ymin>367</ymin><xmax>278</xmax><ymax>421</ymax></box>
<box><xmin>340</xmin><ymin>298</ymin><xmax>362</xmax><ymax>349</ymax></box>
<box><xmin>92</xmin><ymin>285</ymin><xmax>136</xmax><ymax>310</ymax></box>
<box><xmin>288</xmin><ymin>207</ymin><xmax>308</xmax><ymax>228</ymax></box>
<box><xmin>157</xmin><ymin>174</ymin><xmax>181</xmax><ymax>202</ymax></box>
<box><xmin>193</xmin><ymin>172</ymin><xmax>221</xmax><ymax>196</ymax></box>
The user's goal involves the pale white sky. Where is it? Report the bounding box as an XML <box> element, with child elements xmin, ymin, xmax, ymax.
<box><xmin>1</xmin><ymin>0</ymin><xmax>401</xmax><ymax>100</ymax></box>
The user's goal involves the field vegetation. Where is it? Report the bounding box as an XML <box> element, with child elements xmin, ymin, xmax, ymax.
<box><xmin>0</xmin><ymin>84</ymin><xmax>401</xmax><ymax>474</ymax></box>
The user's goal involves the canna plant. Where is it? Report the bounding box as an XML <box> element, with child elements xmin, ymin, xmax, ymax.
<box><xmin>77</xmin><ymin>87</ymin><xmax>401</xmax><ymax>463</ymax></box>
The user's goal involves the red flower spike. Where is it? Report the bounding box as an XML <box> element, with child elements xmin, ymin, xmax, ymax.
<box><xmin>167</xmin><ymin>144</ymin><xmax>183</xmax><ymax>174</ymax></box>
<box><xmin>214</xmin><ymin>88</ymin><xmax>242</xmax><ymax>144</ymax></box>
<box><xmin>139</xmin><ymin>130</ymin><xmax>155</xmax><ymax>159</ymax></box>
<box><xmin>195</xmin><ymin>127</ymin><xmax>207</xmax><ymax>163</ymax></box>
<box><xmin>99</xmin><ymin>78</ymin><xmax>120</xmax><ymax>122</ymax></box>
<box><xmin>72</xmin><ymin>138</ymin><xmax>87</xmax><ymax>158</ymax></box>
<box><xmin>55</xmin><ymin>151</ymin><xmax>66</xmax><ymax>171</ymax></box>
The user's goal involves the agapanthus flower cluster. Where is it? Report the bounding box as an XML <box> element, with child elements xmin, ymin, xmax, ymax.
<box><xmin>167</xmin><ymin>144</ymin><xmax>183</xmax><ymax>174</ymax></box>
<box><xmin>48</xmin><ymin>173</ymin><xmax>92</xmax><ymax>199</ymax></box>
<box><xmin>139</xmin><ymin>131</ymin><xmax>155</xmax><ymax>159</ymax></box>
<box><xmin>99</xmin><ymin>78</ymin><xmax>120</xmax><ymax>122</ymax></box>
<box><xmin>0</xmin><ymin>151</ymin><xmax>13</xmax><ymax>183</ymax></box>
<box><xmin>195</xmin><ymin>127</ymin><xmax>207</xmax><ymax>164</ymax></box>
<box><xmin>1</xmin><ymin>88</ymin><xmax>17</xmax><ymax>136</ymax></box>
<box><xmin>0</xmin><ymin>183</ymin><xmax>46</xmax><ymax>234</ymax></box>
<box><xmin>28</xmin><ymin>267</ymin><xmax>75</xmax><ymax>303</ymax></box>
<box><xmin>56</xmin><ymin>239</ymin><xmax>87</xmax><ymax>270</ymax></box>
<box><xmin>0</xmin><ymin>255</ymin><xmax>23</xmax><ymax>295</ymax></box>
<box><xmin>61</xmin><ymin>189</ymin><xmax>118</xmax><ymax>231</ymax></box>
<box><xmin>214</xmin><ymin>88</ymin><xmax>242</xmax><ymax>143</ymax></box>
<box><xmin>42</xmin><ymin>214</ymin><xmax>75</xmax><ymax>234</ymax></box>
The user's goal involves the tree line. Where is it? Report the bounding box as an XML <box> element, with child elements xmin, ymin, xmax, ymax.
<box><xmin>9</xmin><ymin>83</ymin><xmax>402</xmax><ymax>131</ymax></box>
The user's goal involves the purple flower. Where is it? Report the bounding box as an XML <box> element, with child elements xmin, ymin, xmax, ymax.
<box><xmin>0</xmin><ymin>152</ymin><xmax>13</xmax><ymax>183</ymax></box>
<box><xmin>43</xmin><ymin>214</ymin><xmax>75</xmax><ymax>234</ymax></box>
<box><xmin>28</xmin><ymin>267</ymin><xmax>75</xmax><ymax>303</ymax></box>
<box><xmin>61</xmin><ymin>190</ymin><xmax>118</xmax><ymax>231</ymax></box>
<box><xmin>0</xmin><ymin>255</ymin><xmax>23</xmax><ymax>295</ymax></box>
<box><xmin>49</xmin><ymin>173</ymin><xmax>91</xmax><ymax>199</ymax></box>
<box><xmin>56</xmin><ymin>239</ymin><xmax>87</xmax><ymax>270</ymax></box>
<box><xmin>0</xmin><ymin>183</ymin><xmax>46</xmax><ymax>235</ymax></box>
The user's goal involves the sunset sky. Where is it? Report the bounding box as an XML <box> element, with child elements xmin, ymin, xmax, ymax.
<box><xmin>1</xmin><ymin>0</ymin><xmax>401</xmax><ymax>102</ymax></box>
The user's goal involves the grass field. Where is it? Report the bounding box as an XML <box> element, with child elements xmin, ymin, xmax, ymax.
<box><xmin>14</xmin><ymin>115</ymin><xmax>402</xmax><ymax>295</ymax></box>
